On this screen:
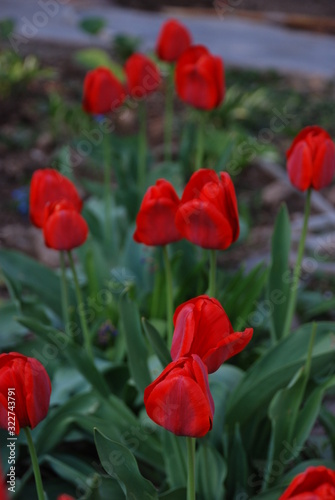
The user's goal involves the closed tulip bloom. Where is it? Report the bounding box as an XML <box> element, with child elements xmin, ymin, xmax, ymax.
<box><xmin>156</xmin><ymin>19</ymin><xmax>192</xmax><ymax>62</ymax></box>
<box><xmin>279</xmin><ymin>466</ymin><xmax>335</xmax><ymax>499</ymax></box>
<box><xmin>134</xmin><ymin>179</ymin><xmax>182</xmax><ymax>246</ymax></box>
<box><xmin>144</xmin><ymin>354</ymin><xmax>214</xmax><ymax>437</ymax></box>
<box><xmin>175</xmin><ymin>45</ymin><xmax>224</xmax><ymax>110</ymax></box>
<box><xmin>171</xmin><ymin>295</ymin><xmax>253</xmax><ymax>374</ymax></box>
<box><xmin>83</xmin><ymin>66</ymin><xmax>125</xmax><ymax>114</ymax></box>
<box><xmin>0</xmin><ymin>352</ymin><xmax>51</xmax><ymax>435</ymax></box>
<box><xmin>175</xmin><ymin>169</ymin><xmax>239</xmax><ymax>250</ymax></box>
<box><xmin>30</xmin><ymin>169</ymin><xmax>83</xmax><ymax>228</ymax></box>
<box><xmin>43</xmin><ymin>199</ymin><xmax>89</xmax><ymax>251</ymax></box>
<box><xmin>125</xmin><ymin>53</ymin><xmax>161</xmax><ymax>99</ymax></box>
<box><xmin>286</xmin><ymin>125</ymin><xmax>335</xmax><ymax>191</ymax></box>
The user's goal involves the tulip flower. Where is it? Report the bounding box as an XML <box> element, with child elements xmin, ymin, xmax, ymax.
<box><xmin>286</xmin><ymin>125</ymin><xmax>335</xmax><ymax>192</ymax></box>
<box><xmin>29</xmin><ymin>168</ymin><xmax>83</xmax><ymax>228</ymax></box>
<box><xmin>57</xmin><ymin>496</ymin><xmax>75</xmax><ymax>500</ymax></box>
<box><xmin>279</xmin><ymin>466</ymin><xmax>335</xmax><ymax>499</ymax></box>
<box><xmin>125</xmin><ymin>53</ymin><xmax>161</xmax><ymax>99</ymax></box>
<box><xmin>43</xmin><ymin>199</ymin><xmax>88</xmax><ymax>251</ymax></box>
<box><xmin>0</xmin><ymin>352</ymin><xmax>51</xmax><ymax>435</ymax></box>
<box><xmin>156</xmin><ymin>19</ymin><xmax>192</xmax><ymax>63</ymax></box>
<box><xmin>82</xmin><ymin>66</ymin><xmax>125</xmax><ymax>115</ymax></box>
<box><xmin>175</xmin><ymin>45</ymin><xmax>224</xmax><ymax>111</ymax></box>
<box><xmin>144</xmin><ymin>354</ymin><xmax>214</xmax><ymax>438</ymax></box>
<box><xmin>171</xmin><ymin>295</ymin><xmax>253</xmax><ymax>374</ymax></box>
<box><xmin>175</xmin><ymin>169</ymin><xmax>239</xmax><ymax>251</ymax></box>
<box><xmin>134</xmin><ymin>179</ymin><xmax>182</xmax><ymax>246</ymax></box>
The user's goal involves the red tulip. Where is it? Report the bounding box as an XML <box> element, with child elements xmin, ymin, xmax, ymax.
<box><xmin>286</xmin><ymin>125</ymin><xmax>335</xmax><ymax>191</ymax></box>
<box><xmin>171</xmin><ymin>295</ymin><xmax>253</xmax><ymax>374</ymax></box>
<box><xmin>57</xmin><ymin>496</ymin><xmax>75</xmax><ymax>500</ymax></box>
<box><xmin>134</xmin><ymin>179</ymin><xmax>182</xmax><ymax>246</ymax></box>
<box><xmin>0</xmin><ymin>352</ymin><xmax>51</xmax><ymax>435</ymax></box>
<box><xmin>279</xmin><ymin>466</ymin><xmax>335</xmax><ymax>499</ymax></box>
<box><xmin>156</xmin><ymin>19</ymin><xmax>192</xmax><ymax>62</ymax></box>
<box><xmin>43</xmin><ymin>199</ymin><xmax>89</xmax><ymax>251</ymax></box>
<box><xmin>144</xmin><ymin>354</ymin><xmax>214</xmax><ymax>437</ymax></box>
<box><xmin>175</xmin><ymin>45</ymin><xmax>224</xmax><ymax>110</ymax></box>
<box><xmin>175</xmin><ymin>169</ymin><xmax>239</xmax><ymax>250</ymax></box>
<box><xmin>125</xmin><ymin>53</ymin><xmax>161</xmax><ymax>99</ymax></box>
<box><xmin>30</xmin><ymin>169</ymin><xmax>83</xmax><ymax>228</ymax></box>
<box><xmin>83</xmin><ymin>66</ymin><xmax>125</xmax><ymax>114</ymax></box>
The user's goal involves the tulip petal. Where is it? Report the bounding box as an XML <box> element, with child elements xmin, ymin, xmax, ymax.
<box><xmin>175</xmin><ymin>198</ymin><xmax>233</xmax><ymax>250</ymax></box>
<box><xmin>25</xmin><ymin>358</ymin><xmax>51</xmax><ymax>430</ymax></box>
<box><xmin>312</xmin><ymin>139</ymin><xmax>335</xmax><ymax>190</ymax></box>
<box><xmin>43</xmin><ymin>208</ymin><xmax>88</xmax><ymax>251</ymax></box>
<box><xmin>156</xmin><ymin>19</ymin><xmax>192</xmax><ymax>62</ymax></box>
<box><xmin>287</xmin><ymin>142</ymin><xmax>313</xmax><ymax>192</ymax></box>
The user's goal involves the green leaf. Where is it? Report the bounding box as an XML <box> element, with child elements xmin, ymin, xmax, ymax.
<box><xmin>208</xmin><ymin>364</ymin><xmax>244</xmax><ymax>448</ymax></box>
<box><xmin>94</xmin><ymin>428</ymin><xmax>158</xmax><ymax>500</ymax></box>
<box><xmin>160</xmin><ymin>430</ymin><xmax>187</xmax><ymax>489</ymax></box>
<box><xmin>267</xmin><ymin>204</ymin><xmax>291</xmax><ymax>341</ymax></box>
<box><xmin>0</xmin><ymin>249</ymin><xmax>66</xmax><ymax>318</ymax></box>
<box><xmin>142</xmin><ymin>318</ymin><xmax>172</xmax><ymax>368</ymax></box>
<box><xmin>196</xmin><ymin>443</ymin><xmax>226</xmax><ymax>500</ymax></box>
<box><xmin>225</xmin><ymin>424</ymin><xmax>248</xmax><ymax>499</ymax></box>
<box><xmin>18</xmin><ymin>316</ymin><xmax>110</xmax><ymax>398</ymax></box>
<box><xmin>320</xmin><ymin>406</ymin><xmax>335</xmax><ymax>456</ymax></box>
<box><xmin>0</xmin><ymin>301</ymin><xmax>27</xmax><ymax>348</ymax></box>
<box><xmin>119</xmin><ymin>296</ymin><xmax>151</xmax><ymax>393</ymax></box>
<box><xmin>226</xmin><ymin>322</ymin><xmax>335</xmax><ymax>433</ymax></box>
<box><xmin>79</xmin><ymin>17</ymin><xmax>106</xmax><ymax>35</ymax></box>
<box><xmin>74</xmin><ymin>49</ymin><xmax>125</xmax><ymax>81</ymax></box>
<box><xmin>158</xmin><ymin>488</ymin><xmax>186</xmax><ymax>500</ymax></box>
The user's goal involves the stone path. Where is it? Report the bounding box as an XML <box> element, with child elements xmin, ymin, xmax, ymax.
<box><xmin>1</xmin><ymin>0</ymin><xmax>335</xmax><ymax>78</ymax></box>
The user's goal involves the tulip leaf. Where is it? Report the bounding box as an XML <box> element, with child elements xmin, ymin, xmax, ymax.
<box><xmin>119</xmin><ymin>295</ymin><xmax>151</xmax><ymax>393</ymax></box>
<box><xmin>74</xmin><ymin>48</ymin><xmax>125</xmax><ymax>81</ymax></box>
<box><xmin>159</xmin><ymin>488</ymin><xmax>186</xmax><ymax>499</ymax></box>
<box><xmin>196</xmin><ymin>443</ymin><xmax>226</xmax><ymax>500</ymax></box>
<box><xmin>320</xmin><ymin>406</ymin><xmax>335</xmax><ymax>456</ymax></box>
<box><xmin>225</xmin><ymin>424</ymin><xmax>249</xmax><ymax>499</ymax></box>
<box><xmin>18</xmin><ymin>316</ymin><xmax>110</xmax><ymax>398</ymax></box>
<box><xmin>142</xmin><ymin>318</ymin><xmax>172</xmax><ymax>368</ymax></box>
<box><xmin>267</xmin><ymin>204</ymin><xmax>291</xmax><ymax>341</ymax></box>
<box><xmin>160</xmin><ymin>430</ymin><xmax>187</xmax><ymax>489</ymax></box>
<box><xmin>94</xmin><ymin>428</ymin><xmax>158</xmax><ymax>500</ymax></box>
<box><xmin>0</xmin><ymin>249</ymin><xmax>68</xmax><ymax>318</ymax></box>
<box><xmin>226</xmin><ymin>322</ymin><xmax>335</xmax><ymax>434</ymax></box>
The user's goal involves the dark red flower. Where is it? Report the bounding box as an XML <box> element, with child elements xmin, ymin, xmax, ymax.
<box><xmin>156</xmin><ymin>19</ymin><xmax>192</xmax><ymax>62</ymax></box>
<box><xmin>279</xmin><ymin>466</ymin><xmax>335</xmax><ymax>499</ymax></box>
<box><xmin>125</xmin><ymin>53</ymin><xmax>161</xmax><ymax>99</ymax></box>
<box><xmin>175</xmin><ymin>169</ymin><xmax>239</xmax><ymax>250</ymax></box>
<box><xmin>0</xmin><ymin>352</ymin><xmax>51</xmax><ymax>435</ymax></box>
<box><xmin>43</xmin><ymin>199</ymin><xmax>88</xmax><ymax>251</ymax></box>
<box><xmin>171</xmin><ymin>295</ymin><xmax>253</xmax><ymax>374</ymax></box>
<box><xmin>30</xmin><ymin>169</ymin><xmax>83</xmax><ymax>229</ymax></box>
<box><xmin>134</xmin><ymin>179</ymin><xmax>182</xmax><ymax>246</ymax></box>
<box><xmin>175</xmin><ymin>45</ymin><xmax>224</xmax><ymax>110</ymax></box>
<box><xmin>83</xmin><ymin>66</ymin><xmax>125</xmax><ymax>114</ymax></box>
<box><xmin>57</xmin><ymin>496</ymin><xmax>75</xmax><ymax>500</ymax></box>
<box><xmin>144</xmin><ymin>354</ymin><xmax>214</xmax><ymax>437</ymax></box>
<box><xmin>286</xmin><ymin>125</ymin><xmax>335</xmax><ymax>191</ymax></box>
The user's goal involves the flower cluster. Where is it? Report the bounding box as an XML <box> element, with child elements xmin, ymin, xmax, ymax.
<box><xmin>134</xmin><ymin>169</ymin><xmax>239</xmax><ymax>250</ymax></box>
<box><xmin>29</xmin><ymin>168</ymin><xmax>88</xmax><ymax>251</ymax></box>
<box><xmin>82</xmin><ymin>19</ymin><xmax>224</xmax><ymax>115</ymax></box>
<box><xmin>144</xmin><ymin>296</ymin><xmax>253</xmax><ymax>437</ymax></box>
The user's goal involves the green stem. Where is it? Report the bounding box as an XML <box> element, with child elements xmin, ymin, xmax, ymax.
<box><xmin>195</xmin><ymin>112</ymin><xmax>205</xmax><ymax>171</ymax></box>
<box><xmin>60</xmin><ymin>251</ymin><xmax>71</xmax><ymax>339</ymax></box>
<box><xmin>67</xmin><ymin>250</ymin><xmax>93</xmax><ymax>361</ymax></box>
<box><xmin>24</xmin><ymin>427</ymin><xmax>45</xmax><ymax>500</ymax></box>
<box><xmin>186</xmin><ymin>437</ymin><xmax>196</xmax><ymax>500</ymax></box>
<box><xmin>138</xmin><ymin>101</ymin><xmax>147</xmax><ymax>194</ymax></box>
<box><xmin>209</xmin><ymin>249</ymin><xmax>217</xmax><ymax>297</ymax></box>
<box><xmin>164</xmin><ymin>67</ymin><xmax>174</xmax><ymax>162</ymax></box>
<box><xmin>163</xmin><ymin>245</ymin><xmax>174</xmax><ymax>347</ymax></box>
<box><xmin>282</xmin><ymin>189</ymin><xmax>312</xmax><ymax>338</ymax></box>
<box><xmin>103</xmin><ymin>134</ymin><xmax>113</xmax><ymax>254</ymax></box>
